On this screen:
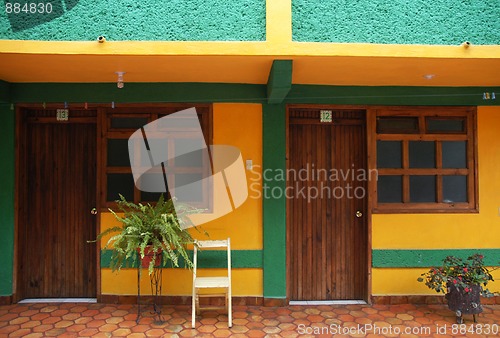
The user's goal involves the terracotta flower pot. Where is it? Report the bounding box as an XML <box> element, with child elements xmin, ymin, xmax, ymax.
<box><xmin>137</xmin><ymin>246</ymin><xmax>163</xmax><ymax>268</ymax></box>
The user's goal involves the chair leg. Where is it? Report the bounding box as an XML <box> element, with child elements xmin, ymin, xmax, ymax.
<box><xmin>228</xmin><ymin>289</ymin><xmax>232</xmax><ymax>328</ymax></box>
<box><xmin>191</xmin><ymin>289</ymin><xmax>196</xmax><ymax>328</ymax></box>
<box><xmin>225</xmin><ymin>292</ymin><xmax>228</xmax><ymax>312</ymax></box>
<box><xmin>195</xmin><ymin>293</ymin><xmax>200</xmax><ymax>315</ymax></box>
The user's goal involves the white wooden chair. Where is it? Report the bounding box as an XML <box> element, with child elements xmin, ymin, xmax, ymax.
<box><xmin>192</xmin><ymin>238</ymin><xmax>232</xmax><ymax>328</ymax></box>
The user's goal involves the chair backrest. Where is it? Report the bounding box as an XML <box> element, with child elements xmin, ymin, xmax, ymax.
<box><xmin>193</xmin><ymin>238</ymin><xmax>231</xmax><ymax>279</ymax></box>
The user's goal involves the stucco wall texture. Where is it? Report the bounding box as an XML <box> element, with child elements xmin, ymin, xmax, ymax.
<box><xmin>293</xmin><ymin>0</ymin><xmax>500</xmax><ymax>45</ymax></box>
<box><xmin>0</xmin><ymin>0</ymin><xmax>265</xmax><ymax>41</ymax></box>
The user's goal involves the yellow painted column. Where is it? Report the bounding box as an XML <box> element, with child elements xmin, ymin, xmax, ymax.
<box><xmin>266</xmin><ymin>0</ymin><xmax>292</xmax><ymax>43</ymax></box>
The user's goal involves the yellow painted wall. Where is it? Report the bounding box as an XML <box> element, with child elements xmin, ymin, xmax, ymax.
<box><xmin>100</xmin><ymin>103</ymin><xmax>263</xmax><ymax>296</ymax></box>
<box><xmin>372</xmin><ymin>106</ymin><xmax>500</xmax><ymax>295</ymax></box>
<box><xmin>102</xmin><ymin>269</ymin><xmax>262</xmax><ymax>296</ymax></box>
<box><xmin>373</xmin><ymin>269</ymin><xmax>500</xmax><ymax>295</ymax></box>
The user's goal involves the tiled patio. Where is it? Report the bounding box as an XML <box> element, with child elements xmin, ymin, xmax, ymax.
<box><xmin>1</xmin><ymin>302</ymin><xmax>500</xmax><ymax>337</ymax></box>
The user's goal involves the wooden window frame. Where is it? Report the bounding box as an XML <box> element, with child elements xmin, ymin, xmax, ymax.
<box><xmin>101</xmin><ymin>104</ymin><xmax>213</xmax><ymax>209</ymax></box>
<box><xmin>369</xmin><ymin>106</ymin><xmax>478</xmax><ymax>213</ymax></box>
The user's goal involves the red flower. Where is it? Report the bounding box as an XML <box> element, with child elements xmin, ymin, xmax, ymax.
<box><xmin>453</xmin><ymin>279</ymin><xmax>457</xmax><ymax>284</ymax></box>
<box><xmin>479</xmin><ymin>255</ymin><xmax>484</xmax><ymax>259</ymax></box>
<box><xmin>458</xmin><ymin>276</ymin><xmax>462</xmax><ymax>280</ymax></box>
<box><xmin>463</xmin><ymin>268</ymin><xmax>468</xmax><ymax>273</ymax></box>
<box><xmin>465</xmin><ymin>287</ymin><xmax>470</xmax><ymax>292</ymax></box>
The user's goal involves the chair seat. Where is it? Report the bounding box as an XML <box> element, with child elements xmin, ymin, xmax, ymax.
<box><xmin>194</xmin><ymin>276</ymin><xmax>230</xmax><ymax>288</ymax></box>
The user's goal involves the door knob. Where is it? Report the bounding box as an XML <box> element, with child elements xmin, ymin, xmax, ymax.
<box><xmin>90</xmin><ymin>207</ymin><xmax>98</xmax><ymax>215</ymax></box>
<box><xmin>355</xmin><ymin>210</ymin><xmax>363</xmax><ymax>218</ymax></box>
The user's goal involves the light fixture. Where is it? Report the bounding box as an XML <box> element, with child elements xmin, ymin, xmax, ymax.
<box><xmin>423</xmin><ymin>74</ymin><xmax>435</xmax><ymax>80</ymax></box>
<box><xmin>461</xmin><ymin>41</ymin><xmax>471</xmax><ymax>49</ymax></box>
<box><xmin>116</xmin><ymin>72</ymin><xmax>125</xmax><ymax>89</ymax></box>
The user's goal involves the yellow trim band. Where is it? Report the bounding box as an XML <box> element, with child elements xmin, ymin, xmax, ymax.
<box><xmin>1</xmin><ymin>40</ymin><xmax>499</xmax><ymax>59</ymax></box>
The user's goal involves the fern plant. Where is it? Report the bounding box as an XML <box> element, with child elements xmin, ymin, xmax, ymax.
<box><xmin>90</xmin><ymin>194</ymin><xmax>206</xmax><ymax>275</ymax></box>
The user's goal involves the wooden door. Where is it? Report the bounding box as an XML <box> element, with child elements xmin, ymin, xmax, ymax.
<box><xmin>19</xmin><ymin>109</ymin><xmax>97</xmax><ymax>298</ymax></box>
<box><xmin>288</xmin><ymin>108</ymin><xmax>368</xmax><ymax>300</ymax></box>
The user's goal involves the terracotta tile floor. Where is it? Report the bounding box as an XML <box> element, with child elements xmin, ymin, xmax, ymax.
<box><xmin>1</xmin><ymin>302</ymin><xmax>500</xmax><ymax>337</ymax></box>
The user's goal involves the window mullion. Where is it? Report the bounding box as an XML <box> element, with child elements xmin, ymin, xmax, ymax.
<box><xmin>467</xmin><ymin>113</ymin><xmax>476</xmax><ymax>207</ymax></box>
<box><xmin>418</xmin><ymin>115</ymin><xmax>426</xmax><ymax>134</ymax></box>
<box><xmin>436</xmin><ymin>141</ymin><xmax>443</xmax><ymax>203</ymax></box>
<box><xmin>402</xmin><ymin>140</ymin><xmax>410</xmax><ymax>203</ymax></box>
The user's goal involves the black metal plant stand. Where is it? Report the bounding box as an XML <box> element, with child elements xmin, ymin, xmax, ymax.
<box><xmin>136</xmin><ymin>264</ymin><xmax>164</xmax><ymax>324</ymax></box>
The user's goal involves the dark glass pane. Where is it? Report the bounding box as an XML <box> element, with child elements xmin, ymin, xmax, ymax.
<box><xmin>377</xmin><ymin>117</ymin><xmax>419</xmax><ymax>134</ymax></box>
<box><xmin>172</xmin><ymin>174</ymin><xmax>203</xmax><ymax>202</ymax></box>
<box><xmin>410</xmin><ymin>176</ymin><xmax>436</xmax><ymax>202</ymax></box>
<box><xmin>409</xmin><ymin>141</ymin><xmax>435</xmax><ymax>168</ymax></box>
<box><xmin>377</xmin><ymin>141</ymin><xmax>402</xmax><ymax>168</ymax></box>
<box><xmin>158</xmin><ymin>113</ymin><xmax>204</xmax><ymax>125</ymax></box>
<box><xmin>142</xmin><ymin>138</ymin><xmax>168</xmax><ymax>167</ymax></box>
<box><xmin>442</xmin><ymin>141</ymin><xmax>467</xmax><ymax>169</ymax></box>
<box><xmin>137</xmin><ymin>173</ymin><xmax>167</xmax><ymax>193</ymax></box>
<box><xmin>427</xmin><ymin>118</ymin><xmax>465</xmax><ymax>133</ymax></box>
<box><xmin>107</xmin><ymin>174</ymin><xmax>134</xmax><ymax>202</ymax></box>
<box><xmin>110</xmin><ymin>117</ymin><xmax>148</xmax><ymax>129</ymax></box>
<box><xmin>377</xmin><ymin>176</ymin><xmax>402</xmax><ymax>203</ymax></box>
<box><xmin>443</xmin><ymin>176</ymin><xmax>468</xmax><ymax>203</ymax></box>
<box><xmin>156</xmin><ymin>117</ymin><xmax>199</xmax><ymax>129</ymax></box>
<box><xmin>107</xmin><ymin>139</ymin><xmax>131</xmax><ymax>167</ymax></box>
<box><xmin>141</xmin><ymin>191</ymin><xmax>166</xmax><ymax>203</ymax></box>
<box><xmin>175</xmin><ymin>139</ymin><xmax>204</xmax><ymax>167</ymax></box>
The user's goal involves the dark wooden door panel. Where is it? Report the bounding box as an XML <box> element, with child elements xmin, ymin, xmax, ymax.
<box><xmin>289</xmin><ymin>108</ymin><xmax>368</xmax><ymax>300</ymax></box>
<box><xmin>20</xmin><ymin>112</ymin><xmax>97</xmax><ymax>298</ymax></box>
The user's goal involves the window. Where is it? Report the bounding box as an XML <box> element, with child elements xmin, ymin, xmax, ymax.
<box><xmin>371</xmin><ymin>107</ymin><xmax>477</xmax><ymax>213</ymax></box>
<box><xmin>102</xmin><ymin>105</ymin><xmax>212</xmax><ymax>207</ymax></box>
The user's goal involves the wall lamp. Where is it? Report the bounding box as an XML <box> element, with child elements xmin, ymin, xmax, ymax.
<box><xmin>116</xmin><ymin>72</ymin><xmax>125</xmax><ymax>89</ymax></box>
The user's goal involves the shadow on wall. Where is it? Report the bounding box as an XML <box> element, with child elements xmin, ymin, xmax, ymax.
<box><xmin>5</xmin><ymin>0</ymin><xmax>79</xmax><ymax>31</ymax></box>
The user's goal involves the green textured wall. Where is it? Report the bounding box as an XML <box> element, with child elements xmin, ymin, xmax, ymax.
<box><xmin>373</xmin><ymin>249</ymin><xmax>500</xmax><ymax>268</ymax></box>
<box><xmin>0</xmin><ymin>0</ymin><xmax>265</xmax><ymax>41</ymax></box>
<box><xmin>0</xmin><ymin>105</ymin><xmax>15</xmax><ymax>296</ymax></box>
<box><xmin>293</xmin><ymin>0</ymin><xmax>500</xmax><ymax>45</ymax></box>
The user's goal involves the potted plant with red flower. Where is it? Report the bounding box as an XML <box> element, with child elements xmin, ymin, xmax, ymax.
<box><xmin>90</xmin><ymin>194</ymin><xmax>206</xmax><ymax>275</ymax></box>
<box><xmin>418</xmin><ymin>254</ymin><xmax>497</xmax><ymax>323</ymax></box>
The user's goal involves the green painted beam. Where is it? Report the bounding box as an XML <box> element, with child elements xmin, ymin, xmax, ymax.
<box><xmin>262</xmin><ymin>103</ymin><xmax>287</xmax><ymax>299</ymax></box>
<box><xmin>0</xmin><ymin>106</ymin><xmax>15</xmax><ymax>296</ymax></box>
<box><xmin>10</xmin><ymin>83</ymin><xmax>267</xmax><ymax>104</ymax></box>
<box><xmin>266</xmin><ymin>60</ymin><xmax>293</xmax><ymax>104</ymax></box>
<box><xmin>373</xmin><ymin>249</ymin><xmax>500</xmax><ymax>268</ymax></box>
<box><xmin>100</xmin><ymin>249</ymin><xmax>262</xmax><ymax>269</ymax></box>
<box><xmin>9</xmin><ymin>83</ymin><xmax>500</xmax><ymax>106</ymax></box>
<box><xmin>286</xmin><ymin>85</ymin><xmax>500</xmax><ymax>106</ymax></box>
<box><xmin>0</xmin><ymin>80</ymin><xmax>11</xmax><ymax>103</ymax></box>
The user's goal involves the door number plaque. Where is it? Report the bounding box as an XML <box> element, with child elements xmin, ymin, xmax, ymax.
<box><xmin>56</xmin><ymin>109</ymin><xmax>69</xmax><ymax>121</ymax></box>
<box><xmin>320</xmin><ymin>110</ymin><xmax>332</xmax><ymax>123</ymax></box>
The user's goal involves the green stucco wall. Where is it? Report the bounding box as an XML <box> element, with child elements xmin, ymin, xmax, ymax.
<box><xmin>373</xmin><ymin>250</ymin><xmax>500</xmax><ymax>268</ymax></box>
<box><xmin>0</xmin><ymin>105</ymin><xmax>15</xmax><ymax>296</ymax></box>
<box><xmin>293</xmin><ymin>0</ymin><xmax>500</xmax><ymax>45</ymax></box>
<box><xmin>0</xmin><ymin>0</ymin><xmax>265</xmax><ymax>41</ymax></box>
